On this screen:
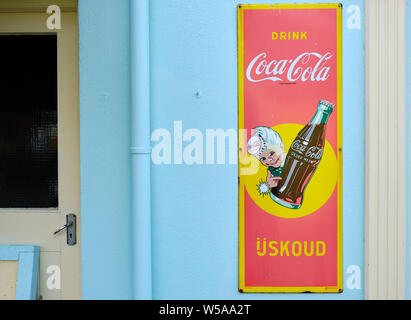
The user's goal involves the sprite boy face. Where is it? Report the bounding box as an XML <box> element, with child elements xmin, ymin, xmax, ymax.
<box><xmin>259</xmin><ymin>143</ymin><xmax>285</xmax><ymax>168</ymax></box>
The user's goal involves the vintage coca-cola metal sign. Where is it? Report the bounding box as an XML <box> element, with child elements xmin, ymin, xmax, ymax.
<box><xmin>238</xmin><ymin>4</ymin><xmax>343</xmax><ymax>293</ymax></box>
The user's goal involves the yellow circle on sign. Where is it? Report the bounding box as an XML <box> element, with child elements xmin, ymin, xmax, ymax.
<box><xmin>242</xmin><ymin>124</ymin><xmax>338</xmax><ymax>219</ymax></box>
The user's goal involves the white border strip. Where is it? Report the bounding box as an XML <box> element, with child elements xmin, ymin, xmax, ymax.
<box><xmin>365</xmin><ymin>0</ymin><xmax>407</xmax><ymax>300</ymax></box>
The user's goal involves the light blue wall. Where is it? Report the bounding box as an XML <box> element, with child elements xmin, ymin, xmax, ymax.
<box><xmin>78</xmin><ymin>0</ymin><xmax>133</xmax><ymax>299</ymax></box>
<box><xmin>78</xmin><ymin>0</ymin><xmax>365</xmax><ymax>300</ymax></box>
<box><xmin>150</xmin><ymin>0</ymin><xmax>365</xmax><ymax>300</ymax></box>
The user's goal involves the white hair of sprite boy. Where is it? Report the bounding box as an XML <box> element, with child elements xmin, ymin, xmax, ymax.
<box><xmin>247</xmin><ymin>126</ymin><xmax>284</xmax><ymax>159</ymax></box>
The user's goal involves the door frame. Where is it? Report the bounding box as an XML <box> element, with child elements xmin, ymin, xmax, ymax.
<box><xmin>0</xmin><ymin>1</ymin><xmax>81</xmax><ymax>299</ymax></box>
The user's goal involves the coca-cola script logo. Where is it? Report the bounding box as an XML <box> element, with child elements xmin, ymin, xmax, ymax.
<box><xmin>291</xmin><ymin>140</ymin><xmax>323</xmax><ymax>160</ymax></box>
<box><xmin>305</xmin><ymin>146</ymin><xmax>323</xmax><ymax>160</ymax></box>
<box><xmin>246</xmin><ymin>52</ymin><xmax>333</xmax><ymax>83</ymax></box>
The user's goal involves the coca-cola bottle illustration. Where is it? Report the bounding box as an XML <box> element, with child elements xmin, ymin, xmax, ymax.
<box><xmin>271</xmin><ymin>100</ymin><xmax>335</xmax><ymax>209</ymax></box>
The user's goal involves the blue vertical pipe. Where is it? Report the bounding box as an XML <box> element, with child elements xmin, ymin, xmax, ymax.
<box><xmin>130</xmin><ymin>0</ymin><xmax>152</xmax><ymax>299</ymax></box>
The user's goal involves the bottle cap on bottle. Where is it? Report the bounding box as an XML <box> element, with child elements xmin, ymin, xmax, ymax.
<box><xmin>319</xmin><ymin>99</ymin><xmax>335</xmax><ymax>109</ymax></box>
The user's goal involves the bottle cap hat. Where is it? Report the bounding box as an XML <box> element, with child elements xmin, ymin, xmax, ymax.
<box><xmin>247</xmin><ymin>134</ymin><xmax>267</xmax><ymax>158</ymax></box>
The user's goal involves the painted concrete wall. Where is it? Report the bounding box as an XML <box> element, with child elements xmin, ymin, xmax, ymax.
<box><xmin>78</xmin><ymin>0</ymin><xmax>133</xmax><ymax>299</ymax></box>
<box><xmin>79</xmin><ymin>0</ymin><xmax>365</xmax><ymax>299</ymax></box>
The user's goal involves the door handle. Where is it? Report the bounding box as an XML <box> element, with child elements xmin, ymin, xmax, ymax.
<box><xmin>53</xmin><ymin>214</ymin><xmax>77</xmax><ymax>246</ymax></box>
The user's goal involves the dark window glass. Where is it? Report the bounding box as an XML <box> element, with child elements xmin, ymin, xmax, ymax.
<box><xmin>0</xmin><ymin>35</ymin><xmax>58</xmax><ymax>208</ymax></box>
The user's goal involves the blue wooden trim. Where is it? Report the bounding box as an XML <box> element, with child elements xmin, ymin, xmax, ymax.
<box><xmin>0</xmin><ymin>245</ymin><xmax>40</xmax><ymax>300</ymax></box>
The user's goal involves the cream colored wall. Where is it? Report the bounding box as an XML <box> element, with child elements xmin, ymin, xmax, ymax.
<box><xmin>0</xmin><ymin>0</ymin><xmax>76</xmax><ymax>12</ymax></box>
<box><xmin>0</xmin><ymin>261</ymin><xmax>18</xmax><ymax>300</ymax></box>
<box><xmin>365</xmin><ymin>0</ymin><xmax>408</xmax><ymax>300</ymax></box>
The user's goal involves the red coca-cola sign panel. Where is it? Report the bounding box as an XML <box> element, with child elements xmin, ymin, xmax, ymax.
<box><xmin>238</xmin><ymin>4</ymin><xmax>343</xmax><ymax>293</ymax></box>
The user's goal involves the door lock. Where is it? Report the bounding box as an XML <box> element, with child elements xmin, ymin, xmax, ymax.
<box><xmin>54</xmin><ymin>214</ymin><xmax>77</xmax><ymax>246</ymax></box>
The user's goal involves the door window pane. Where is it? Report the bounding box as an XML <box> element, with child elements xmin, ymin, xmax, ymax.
<box><xmin>0</xmin><ymin>35</ymin><xmax>58</xmax><ymax>208</ymax></box>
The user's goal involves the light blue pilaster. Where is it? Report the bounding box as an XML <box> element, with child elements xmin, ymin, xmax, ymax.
<box><xmin>78</xmin><ymin>0</ymin><xmax>133</xmax><ymax>299</ymax></box>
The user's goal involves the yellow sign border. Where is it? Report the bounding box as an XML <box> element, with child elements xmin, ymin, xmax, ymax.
<box><xmin>238</xmin><ymin>3</ymin><xmax>343</xmax><ymax>294</ymax></box>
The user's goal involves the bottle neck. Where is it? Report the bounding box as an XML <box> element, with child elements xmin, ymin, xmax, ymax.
<box><xmin>309</xmin><ymin>107</ymin><xmax>332</xmax><ymax>125</ymax></box>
